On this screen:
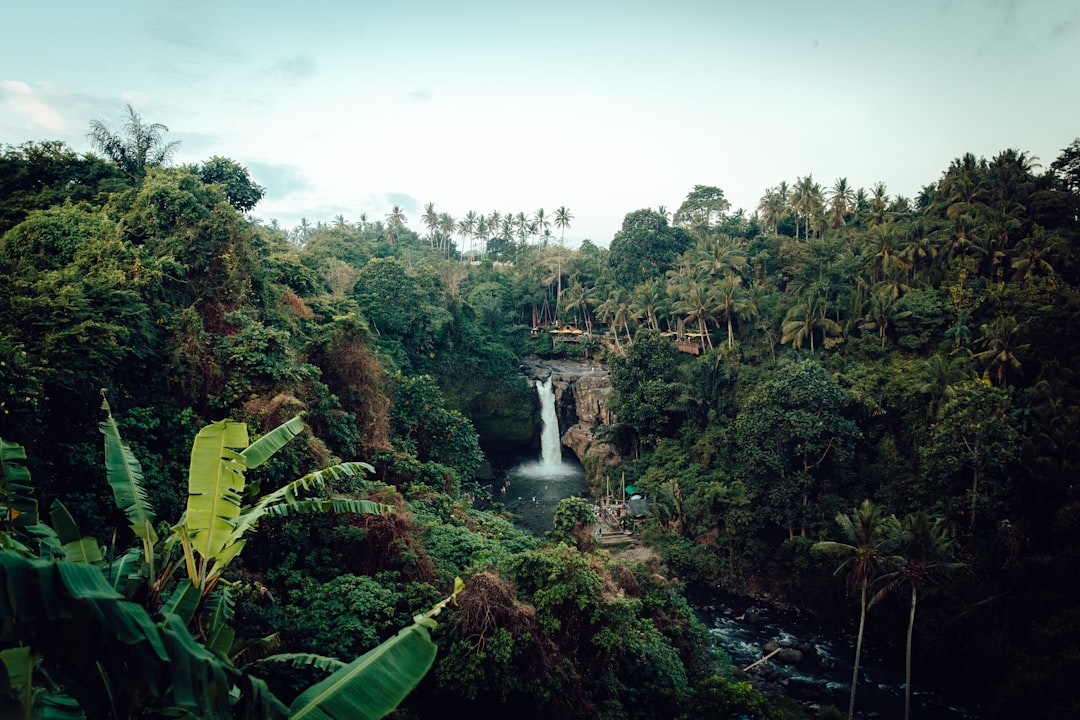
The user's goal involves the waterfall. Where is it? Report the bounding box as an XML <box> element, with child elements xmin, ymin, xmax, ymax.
<box><xmin>536</xmin><ymin>376</ymin><xmax>564</xmax><ymax>470</ymax></box>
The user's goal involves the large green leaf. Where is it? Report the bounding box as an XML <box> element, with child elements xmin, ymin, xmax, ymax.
<box><xmin>225</xmin><ymin>462</ymin><xmax>378</xmax><ymax>551</ymax></box>
<box><xmin>288</xmin><ymin>620</ymin><xmax>438</xmax><ymax>720</ymax></box>
<box><xmin>98</xmin><ymin>396</ymin><xmax>156</xmax><ymax>543</ymax></box>
<box><xmin>264</xmin><ymin>498</ymin><xmax>394</xmax><ymax>519</ymax></box>
<box><xmin>289</xmin><ymin>578</ymin><xmax>462</xmax><ymax>720</ymax></box>
<box><xmin>160</xmin><ymin>579</ymin><xmax>200</xmax><ymax>626</ymax></box>
<box><xmin>185</xmin><ymin>420</ymin><xmax>249</xmax><ymax>562</ymax></box>
<box><xmin>240</xmin><ymin>415</ymin><xmax>304</xmax><ymax>469</ymax></box>
<box><xmin>0</xmin><ymin>437</ymin><xmax>39</xmax><ymax>537</ymax></box>
<box><xmin>0</xmin><ymin>551</ymin><xmax>289</xmax><ymax>720</ymax></box>
<box><xmin>48</xmin><ymin>501</ymin><xmax>102</xmax><ymax>564</ymax></box>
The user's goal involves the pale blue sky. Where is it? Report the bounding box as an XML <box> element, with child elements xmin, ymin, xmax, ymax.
<box><xmin>2</xmin><ymin>0</ymin><xmax>1077</xmax><ymax>245</ymax></box>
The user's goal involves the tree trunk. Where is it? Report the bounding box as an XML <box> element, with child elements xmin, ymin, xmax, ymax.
<box><xmin>849</xmin><ymin>579</ymin><xmax>867</xmax><ymax>720</ymax></box>
<box><xmin>905</xmin><ymin>585</ymin><xmax>917</xmax><ymax>720</ymax></box>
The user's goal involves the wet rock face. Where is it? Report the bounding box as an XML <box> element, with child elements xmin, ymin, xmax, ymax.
<box><xmin>520</xmin><ymin>359</ymin><xmax>626</xmax><ymax>481</ymax></box>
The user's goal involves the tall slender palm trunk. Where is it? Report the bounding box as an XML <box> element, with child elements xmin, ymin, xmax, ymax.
<box><xmin>905</xmin><ymin>586</ymin><xmax>918</xmax><ymax>720</ymax></box>
<box><xmin>849</xmin><ymin>579</ymin><xmax>868</xmax><ymax>720</ymax></box>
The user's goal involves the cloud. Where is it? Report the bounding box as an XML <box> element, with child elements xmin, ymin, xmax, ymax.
<box><xmin>245</xmin><ymin>160</ymin><xmax>312</xmax><ymax>197</ymax></box>
<box><xmin>385</xmin><ymin>192</ymin><xmax>420</xmax><ymax>216</ymax></box>
<box><xmin>407</xmin><ymin>86</ymin><xmax>433</xmax><ymax>103</ymax></box>
<box><xmin>0</xmin><ymin>80</ymin><xmax>73</xmax><ymax>133</ymax></box>
<box><xmin>267</xmin><ymin>55</ymin><xmax>318</xmax><ymax>83</ymax></box>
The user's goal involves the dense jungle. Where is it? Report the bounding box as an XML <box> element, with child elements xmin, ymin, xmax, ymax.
<box><xmin>1</xmin><ymin>108</ymin><xmax>1079</xmax><ymax>719</ymax></box>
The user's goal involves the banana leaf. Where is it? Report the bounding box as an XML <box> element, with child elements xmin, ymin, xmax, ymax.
<box><xmin>224</xmin><ymin>462</ymin><xmax>379</xmax><ymax>555</ymax></box>
<box><xmin>246</xmin><ymin>653</ymin><xmax>346</xmax><ymax>676</ymax></box>
<box><xmin>0</xmin><ymin>551</ymin><xmax>289</xmax><ymax>720</ymax></box>
<box><xmin>263</xmin><ymin>498</ymin><xmax>394</xmax><ymax>519</ymax></box>
<box><xmin>98</xmin><ymin>397</ymin><xmax>156</xmax><ymax>545</ymax></box>
<box><xmin>160</xmin><ymin>579</ymin><xmax>200</xmax><ymax>626</ymax></box>
<box><xmin>289</xmin><ymin>578</ymin><xmax>462</xmax><ymax>720</ymax></box>
<box><xmin>288</xmin><ymin>619</ymin><xmax>438</xmax><ymax>720</ymax></box>
<box><xmin>185</xmin><ymin>420</ymin><xmax>249</xmax><ymax>562</ymax></box>
<box><xmin>1</xmin><ymin>437</ymin><xmax>39</xmax><ymax>533</ymax></box>
<box><xmin>240</xmin><ymin>415</ymin><xmax>304</xmax><ymax>469</ymax></box>
<box><xmin>48</xmin><ymin>501</ymin><xmax>102</xmax><ymax>564</ymax></box>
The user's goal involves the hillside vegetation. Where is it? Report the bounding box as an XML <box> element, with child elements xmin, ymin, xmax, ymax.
<box><xmin>2</xmin><ymin>110</ymin><xmax>1078</xmax><ymax>719</ymax></box>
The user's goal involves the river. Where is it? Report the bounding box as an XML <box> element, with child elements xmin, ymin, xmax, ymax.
<box><xmin>486</xmin><ymin>370</ymin><xmax>979</xmax><ymax>718</ymax></box>
<box><xmin>682</xmin><ymin>584</ymin><xmax>980</xmax><ymax>719</ymax></box>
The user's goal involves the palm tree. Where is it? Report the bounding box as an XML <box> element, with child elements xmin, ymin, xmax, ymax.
<box><xmin>459</xmin><ymin>210</ymin><xmax>479</xmax><ymax>260</ymax></box>
<box><xmin>554</xmin><ymin>206</ymin><xmax>573</xmax><ymax>246</ymax></box>
<box><xmin>973</xmin><ymin>315</ymin><xmax>1030</xmax><ymax>385</ymax></box>
<box><xmin>713</xmin><ymin>275</ymin><xmax>750</xmax><ymax>348</ymax></box>
<box><xmin>670</xmin><ymin>276</ymin><xmax>715</xmax><ymax>352</ymax></box>
<box><xmin>1010</xmin><ymin>224</ymin><xmax>1060</xmax><ymax>280</ymax></box>
<box><xmin>859</xmin><ymin>284</ymin><xmax>913</xmax><ymax>348</ymax></box>
<box><xmin>629</xmin><ymin>278</ymin><xmax>666</xmax><ymax>331</ymax></box>
<box><xmin>560</xmin><ymin>278</ymin><xmax>595</xmax><ymax>335</ymax></box>
<box><xmin>813</xmin><ymin>501</ymin><xmax>901</xmax><ymax>720</ymax></box>
<box><xmin>781</xmin><ymin>296</ymin><xmax>840</xmax><ymax>353</ymax></box>
<box><xmin>870</xmin><ymin>512</ymin><xmax>963</xmax><ymax>720</ymax></box>
<box><xmin>386</xmin><ymin>206</ymin><xmax>407</xmax><ymax>244</ymax></box>
<box><xmin>437</xmin><ymin>212</ymin><xmax>456</xmax><ymax>257</ymax></box>
<box><xmin>828</xmin><ymin>177</ymin><xmax>857</xmax><ymax>230</ymax></box>
<box><xmin>534</xmin><ymin>208</ymin><xmax>550</xmax><ymax>245</ymax></box>
<box><xmin>514</xmin><ymin>211</ymin><xmax>530</xmax><ymax>249</ymax></box>
<box><xmin>595</xmin><ymin>290</ymin><xmax>626</xmax><ymax>350</ymax></box>
<box><xmin>694</xmin><ymin>235</ymin><xmax>748</xmax><ymax>280</ymax></box>
<box><xmin>917</xmin><ymin>353</ymin><xmax>972</xmax><ymax>418</ymax></box>
<box><xmin>422</xmin><ymin>202</ymin><xmax>438</xmax><ymax>248</ymax></box>
<box><xmin>88</xmin><ymin>104</ymin><xmax>180</xmax><ymax>179</ymax></box>
<box><xmin>756</xmin><ymin>186</ymin><xmax>788</xmax><ymax>235</ymax></box>
<box><xmin>864</xmin><ymin>222</ymin><xmax>913</xmax><ymax>282</ymax></box>
<box><xmin>791</xmin><ymin>175</ymin><xmax>824</xmax><ymax>240</ymax></box>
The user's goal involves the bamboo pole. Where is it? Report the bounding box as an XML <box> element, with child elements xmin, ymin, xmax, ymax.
<box><xmin>741</xmin><ymin>647</ymin><xmax>783</xmax><ymax>673</ymax></box>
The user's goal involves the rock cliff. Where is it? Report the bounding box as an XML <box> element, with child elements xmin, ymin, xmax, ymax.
<box><xmin>521</xmin><ymin>359</ymin><xmax>628</xmax><ymax>485</ymax></box>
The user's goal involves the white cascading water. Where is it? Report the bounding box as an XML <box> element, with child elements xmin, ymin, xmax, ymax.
<box><xmin>536</xmin><ymin>376</ymin><xmax>564</xmax><ymax>470</ymax></box>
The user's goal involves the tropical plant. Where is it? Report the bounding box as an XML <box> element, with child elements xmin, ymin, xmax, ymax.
<box><xmin>87</xmin><ymin>104</ymin><xmax>180</xmax><ymax>179</ymax></box>
<box><xmin>813</xmin><ymin>501</ymin><xmax>901</xmax><ymax>720</ymax></box>
<box><xmin>870</xmin><ymin>511</ymin><xmax>964</xmax><ymax>720</ymax></box>
<box><xmin>0</xmin><ymin>402</ymin><xmax>461</xmax><ymax>719</ymax></box>
<box><xmin>554</xmin><ymin>206</ymin><xmax>573</xmax><ymax>246</ymax></box>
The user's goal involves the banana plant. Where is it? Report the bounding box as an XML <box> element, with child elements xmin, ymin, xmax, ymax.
<box><xmin>99</xmin><ymin>394</ymin><xmax>157</xmax><ymax>579</ymax></box>
<box><xmin>1</xmin><ymin>410</ymin><xmax>464</xmax><ymax>720</ymax></box>
<box><xmin>174</xmin><ymin>413</ymin><xmax>390</xmax><ymax>597</ymax></box>
<box><xmin>0</xmin><ymin>438</ymin><xmax>51</xmax><ymax>554</ymax></box>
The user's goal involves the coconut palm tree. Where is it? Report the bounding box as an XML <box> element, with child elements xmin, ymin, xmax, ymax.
<box><xmin>974</xmin><ymin>315</ymin><xmax>1030</xmax><ymax>385</ymax></box>
<box><xmin>781</xmin><ymin>296</ymin><xmax>840</xmax><ymax>353</ymax></box>
<box><xmin>435</xmin><ymin>212</ymin><xmax>455</xmax><ymax>256</ymax></box>
<box><xmin>713</xmin><ymin>275</ymin><xmax>750</xmax><ymax>348</ymax></box>
<box><xmin>917</xmin><ymin>353</ymin><xmax>972</xmax><ymax>418</ymax></box>
<box><xmin>1010</xmin><ymin>224</ymin><xmax>1060</xmax><ymax>280</ymax></box>
<box><xmin>791</xmin><ymin>175</ymin><xmax>824</xmax><ymax>240</ymax></box>
<box><xmin>514</xmin><ymin>211</ymin><xmax>530</xmax><ymax>248</ymax></box>
<box><xmin>534</xmin><ymin>208</ymin><xmax>550</xmax><ymax>245</ymax></box>
<box><xmin>828</xmin><ymin>177</ymin><xmax>857</xmax><ymax>230</ymax></box>
<box><xmin>859</xmin><ymin>283</ymin><xmax>913</xmax><ymax>348</ymax></box>
<box><xmin>870</xmin><ymin>511</ymin><xmax>964</xmax><ymax>720</ymax></box>
<box><xmin>554</xmin><ymin>206</ymin><xmax>573</xmax><ymax>246</ymax></box>
<box><xmin>385</xmin><ymin>206</ymin><xmax>407</xmax><ymax>244</ymax></box>
<box><xmin>459</xmin><ymin>210</ymin><xmax>479</xmax><ymax>260</ymax></box>
<box><xmin>422</xmin><ymin>202</ymin><xmax>438</xmax><ymax>248</ymax></box>
<box><xmin>813</xmin><ymin>501</ymin><xmax>901</xmax><ymax>720</ymax></box>
<box><xmin>629</xmin><ymin>278</ymin><xmax>667</xmax><ymax>331</ymax></box>
<box><xmin>670</xmin><ymin>276</ymin><xmax>716</xmax><ymax>352</ymax></box>
<box><xmin>756</xmin><ymin>186</ymin><xmax>788</xmax><ymax>235</ymax></box>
